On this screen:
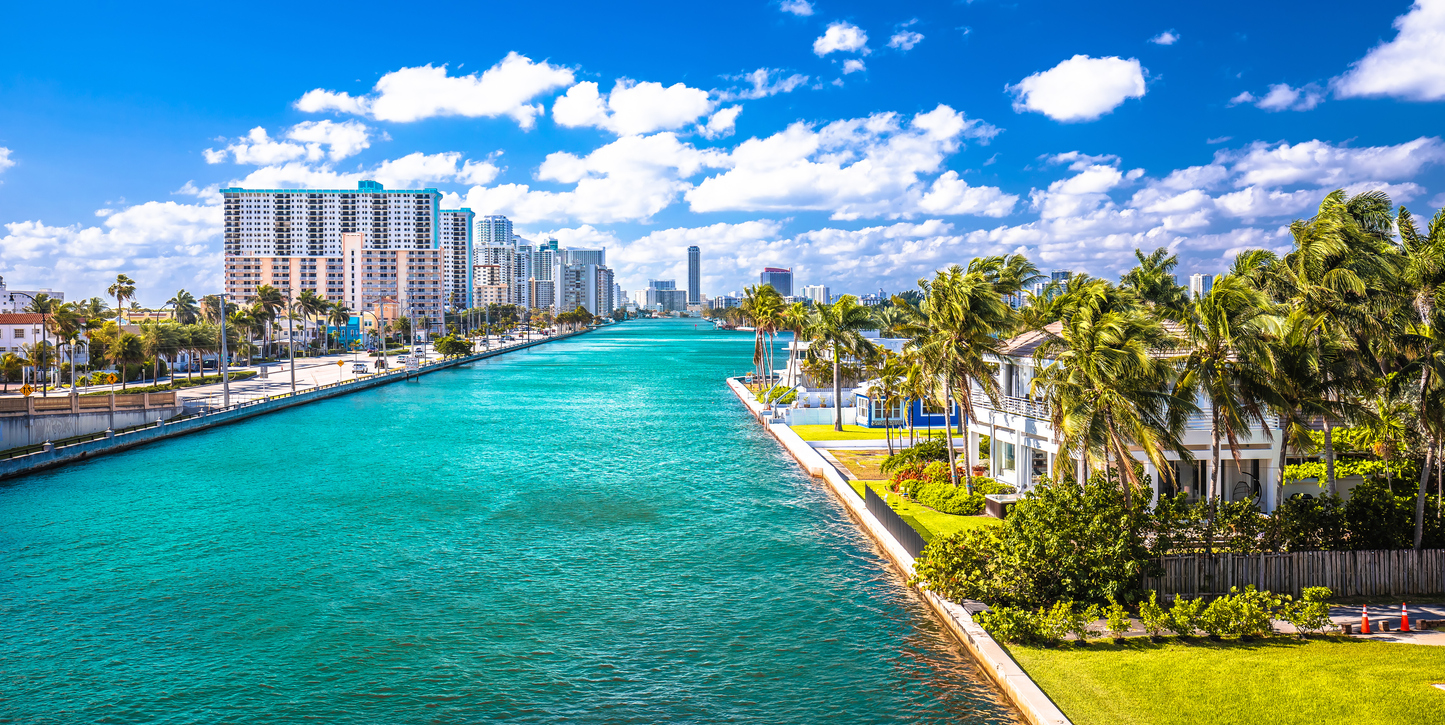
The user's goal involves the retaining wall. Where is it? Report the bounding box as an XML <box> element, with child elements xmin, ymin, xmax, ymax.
<box><xmin>2</xmin><ymin>406</ymin><xmax>184</xmax><ymax>448</ymax></box>
<box><xmin>0</xmin><ymin>330</ymin><xmax>590</xmax><ymax>481</ymax></box>
<box><xmin>727</xmin><ymin>376</ymin><xmax>1069</xmax><ymax>725</ymax></box>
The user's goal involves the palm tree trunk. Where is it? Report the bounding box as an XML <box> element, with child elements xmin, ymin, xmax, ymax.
<box><xmin>1206</xmin><ymin>411</ymin><xmax>1220</xmax><ymax>560</ymax></box>
<box><xmin>1415</xmin><ymin>443</ymin><xmax>1435</xmax><ymax>551</ymax></box>
<box><xmin>941</xmin><ymin>378</ymin><xmax>961</xmax><ymax>489</ymax></box>
<box><xmin>1277</xmin><ymin>429</ymin><xmax>1290</xmax><ymax>511</ymax></box>
<box><xmin>1323</xmin><ymin>415</ymin><xmax>1337</xmax><ymax>497</ymax></box>
<box><xmin>832</xmin><ymin>346</ymin><xmax>843</xmax><ymax>432</ymax></box>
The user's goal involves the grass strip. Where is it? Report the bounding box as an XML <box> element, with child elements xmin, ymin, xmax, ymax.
<box><xmin>1009</xmin><ymin>637</ymin><xmax>1445</xmax><ymax>725</ymax></box>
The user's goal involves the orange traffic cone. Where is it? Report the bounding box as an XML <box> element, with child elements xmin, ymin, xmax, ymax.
<box><xmin>1361</xmin><ymin>606</ymin><xmax>1371</xmax><ymax>635</ymax></box>
<box><xmin>1401</xmin><ymin>603</ymin><xmax>1411</xmax><ymax>633</ymax></box>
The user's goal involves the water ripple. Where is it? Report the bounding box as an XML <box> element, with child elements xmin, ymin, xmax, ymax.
<box><xmin>0</xmin><ymin>320</ymin><xmax>1017</xmax><ymax>724</ymax></box>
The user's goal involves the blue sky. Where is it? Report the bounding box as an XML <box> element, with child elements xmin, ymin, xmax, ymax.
<box><xmin>3</xmin><ymin>0</ymin><xmax>1445</xmax><ymax>305</ymax></box>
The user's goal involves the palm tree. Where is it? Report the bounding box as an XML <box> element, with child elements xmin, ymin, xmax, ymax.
<box><xmin>902</xmin><ymin>354</ymin><xmax>932</xmax><ymax>445</ymax></box>
<box><xmin>1395</xmin><ymin>204</ymin><xmax>1445</xmax><ymax>549</ymax></box>
<box><xmin>740</xmin><ymin>284</ymin><xmax>784</xmax><ymax>388</ymax></box>
<box><xmin>107</xmin><ymin>274</ymin><xmax>136</xmax><ymax>327</ymax></box>
<box><xmin>253</xmin><ymin>284</ymin><xmax>284</xmax><ymax>357</ymax></box>
<box><xmin>1278</xmin><ymin>191</ymin><xmax>1397</xmax><ymax>494</ymax></box>
<box><xmin>167</xmin><ymin>289</ymin><xmax>200</xmax><ymax>325</ymax></box>
<box><xmin>108</xmin><ymin>332</ymin><xmax>144</xmax><ymax>391</ymax></box>
<box><xmin>872</xmin><ymin>352</ymin><xmax>906</xmax><ymax>455</ymax></box>
<box><xmin>1120</xmin><ymin>248</ymin><xmax>1190</xmax><ymax>319</ymax></box>
<box><xmin>141</xmin><ymin>322</ymin><xmax>181</xmax><ymax>385</ymax></box>
<box><xmin>1260</xmin><ymin>307</ymin><xmax>1335</xmax><ymax>506</ymax></box>
<box><xmin>903</xmin><ymin>266</ymin><xmax>1015</xmax><ymax>490</ymax></box>
<box><xmin>297</xmin><ymin>290</ymin><xmax>328</xmax><ymax>353</ymax></box>
<box><xmin>806</xmin><ymin>294</ymin><xmax>878</xmax><ymax>433</ymax></box>
<box><xmin>1</xmin><ymin>352</ymin><xmax>25</xmax><ymax>392</ymax></box>
<box><xmin>46</xmin><ymin>302</ymin><xmax>82</xmax><ymax>395</ymax></box>
<box><xmin>1176</xmin><ymin>274</ymin><xmax>1282</xmax><ymax>505</ymax></box>
<box><xmin>779</xmin><ymin>301</ymin><xmax>809</xmax><ymax>386</ymax></box>
<box><xmin>1032</xmin><ymin>282</ymin><xmax>1194</xmax><ymax>505</ymax></box>
<box><xmin>328</xmin><ymin>302</ymin><xmax>352</xmax><ymax>352</ymax></box>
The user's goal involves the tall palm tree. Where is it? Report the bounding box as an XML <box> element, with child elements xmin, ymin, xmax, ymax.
<box><xmin>328</xmin><ymin>302</ymin><xmax>353</xmax><ymax>352</ymax></box>
<box><xmin>806</xmin><ymin>295</ymin><xmax>877</xmax><ymax>432</ymax></box>
<box><xmin>107</xmin><ymin>274</ymin><xmax>136</xmax><ymax>327</ymax></box>
<box><xmin>779</xmin><ymin>301</ymin><xmax>809</xmax><ymax>386</ymax></box>
<box><xmin>108</xmin><ymin>332</ymin><xmax>144</xmax><ymax>391</ymax></box>
<box><xmin>872</xmin><ymin>352</ymin><xmax>906</xmax><ymax>455</ymax></box>
<box><xmin>1395</xmin><ymin>204</ymin><xmax>1445</xmax><ymax>549</ymax></box>
<box><xmin>1260</xmin><ymin>308</ymin><xmax>1335</xmax><ymax>505</ymax></box>
<box><xmin>1032</xmin><ymin>282</ymin><xmax>1194</xmax><ymax>505</ymax></box>
<box><xmin>1120</xmin><ymin>247</ymin><xmax>1190</xmax><ymax>320</ymax></box>
<box><xmin>167</xmin><ymin>289</ymin><xmax>200</xmax><ymax>325</ymax></box>
<box><xmin>253</xmin><ymin>284</ymin><xmax>284</xmax><ymax>358</ymax></box>
<box><xmin>739</xmin><ymin>284</ymin><xmax>783</xmax><ymax>387</ymax></box>
<box><xmin>297</xmin><ymin>290</ymin><xmax>328</xmax><ymax>353</ymax></box>
<box><xmin>902</xmin><ymin>266</ymin><xmax>1015</xmax><ymax>490</ymax></box>
<box><xmin>1176</xmin><ymin>274</ymin><xmax>1282</xmax><ymax>506</ymax></box>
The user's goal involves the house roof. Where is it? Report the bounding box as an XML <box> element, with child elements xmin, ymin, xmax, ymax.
<box><xmin>0</xmin><ymin>313</ymin><xmax>46</xmax><ymax>325</ymax></box>
<box><xmin>998</xmin><ymin>321</ymin><xmax>1062</xmax><ymax>357</ymax></box>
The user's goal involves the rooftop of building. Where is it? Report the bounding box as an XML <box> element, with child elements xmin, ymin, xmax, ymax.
<box><xmin>220</xmin><ymin>180</ymin><xmax>439</xmax><ymax>195</ymax></box>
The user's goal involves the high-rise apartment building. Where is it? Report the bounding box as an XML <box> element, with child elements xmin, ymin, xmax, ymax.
<box><xmin>475</xmin><ymin>215</ymin><xmax>513</xmax><ymax>247</ymax></box>
<box><xmin>687</xmin><ymin>246</ymin><xmax>701</xmax><ymax>305</ymax></box>
<box><xmin>222</xmin><ymin>181</ymin><xmax>455</xmax><ymax>334</ymax></box>
<box><xmin>474</xmin><ymin>244</ymin><xmax>517</xmax><ymax>306</ymax></box>
<box><xmin>802</xmin><ymin>284</ymin><xmax>830</xmax><ymax>305</ymax></box>
<box><xmin>1189</xmin><ymin>273</ymin><xmax>1215</xmax><ymax>300</ymax></box>
<box><xmin>514</xmin><ymin>240</ymin><xmax>534</xmax><ymax>309</ymax></box>
<box><xmin>0</xmin><ymin>277</ymin><xmax>64</xmax><ymax>313</ymax></box>
<box><xmin>760</xmin><ymin>267</ymin><xmax>793</xmax><ymax>297</ymax></box>
<box><xmin>562</xmin><ymin>248</ymin><xmax>606</xmax><ymax>267</ymax></box>
<box><xmin>438</xmin><ymin>208</ymin><xmax>474</xmax><ymax>310</ymax></box>
<box><xmin>649</xmin><ymin>279</ymin><xmax>677</xmax><ymax>290</ymax></box>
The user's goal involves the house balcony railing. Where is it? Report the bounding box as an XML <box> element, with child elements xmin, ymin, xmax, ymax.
<box><xmin>998</xmin><ymin>395</ymin><xmax>1052</xmax><ymax>420</ymax></box>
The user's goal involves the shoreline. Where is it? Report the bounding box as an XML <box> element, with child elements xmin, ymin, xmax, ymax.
<box><xmin>0</xmin><ymin>329</ymin><xmax>592</xmax><ymax>481</ymax></box>
<box><xmin>726</xmin><ymin>377</ymin><xmax>1070</xmax><ymax>725</ymax></box>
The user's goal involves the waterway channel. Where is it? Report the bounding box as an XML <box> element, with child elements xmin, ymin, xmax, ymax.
<box><xmin>0</xmin><ymin>319</ymin><xmax>1016</xmax><ymax>723</ymax></box>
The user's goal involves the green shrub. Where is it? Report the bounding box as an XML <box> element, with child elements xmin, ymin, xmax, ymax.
<box><xmin>976</xmin><ymin>606</ymin><xmax>1046</xmax><ymax>645</ymax></box>
<box><xmin>881</xmin><ymin>439</ymin><xmax>950</xmax><ymax>474</ymax></box>
<box><xmin>1138</xmin><ymin>592</ymin><xmax>1168</xmax><ymax>637</ymax></box>
<box><xmin>759</xmin><ymin>384</ymin><xmax>797</xmax><ymax>405</ymax></box>
<box><xmin>1166</xmin><ymin>597</ymin><xmax>1205</xmax><ymax>636</ymax></box>
<box><xmin>1105</xmin><ymin>596</ymin><xmax>1131</xmax><ymax>639</ymax></box>
<box><xmin>1230</xmin><ymin>586</ymin><xmax>1281</xmax><ymax>637</ymax></box>
<box><xmin>1284</xmin><ymin>586</ymin><xmax>1334</xmax><ymax>635</ymax></box>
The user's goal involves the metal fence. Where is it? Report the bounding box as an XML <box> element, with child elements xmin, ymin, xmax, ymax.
<box><xmin>1146</xmin><ymin>550</ymin><xmax>1445</xmax><ymax>598</ymax></box>
<box><xmin>864</xmin><ymin>485</ymin><xmax>928</xmax><ymax>559</ymax></box>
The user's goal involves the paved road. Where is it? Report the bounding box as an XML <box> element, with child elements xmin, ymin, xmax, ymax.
<box><xmin>0</xmin><ymin>334</ymin><xmax>546</xmax><ymax>406</ymax></box>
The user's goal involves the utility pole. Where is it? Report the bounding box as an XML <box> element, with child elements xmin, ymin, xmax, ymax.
<box><xmin>217</xmin><ymin>295</ymin><xmax>230</xmax><ymax>408</ymax></box>
<box><xmin>287</xmin><ymin>291</ymin><xmax>296</xmax><ymax>394</ymax></box>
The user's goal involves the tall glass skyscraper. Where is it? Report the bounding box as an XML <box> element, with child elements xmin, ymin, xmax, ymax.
<box><xmin>760</xmin><ymin>267</ymin><xmax>792</xmax><ymax>297</ymax></box>
<box><xmin>687</xmin><ymin>245</ymin><xmax>701</xmax><ymax>305</ymax></box>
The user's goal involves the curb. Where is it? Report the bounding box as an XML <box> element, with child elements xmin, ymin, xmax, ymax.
<box><xmin>727</xmin><ymin>377</ymin><xmax>1070</xmax><ymax>725</ymax></box>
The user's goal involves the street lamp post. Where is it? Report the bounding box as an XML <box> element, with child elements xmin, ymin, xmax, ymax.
<box><xmin>285</xmin><ymin>290</ymin><xmax>297</xmax><ymax>394</ymax></box>
<box><xmin>215</xmin><ymin>294</ymin><xmax>231</xmax><ymax>408</ymax></box>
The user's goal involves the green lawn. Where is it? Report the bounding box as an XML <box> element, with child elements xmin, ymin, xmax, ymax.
<box><xmin>847</xmin><ymin>479</ymin><xmax>1000</xmax><ymax>541</ymax></box>
<box><xmin>1010</xmin><ymin>637</ymin><xmax>1445</xmax><ymax>725</ymax></box>
<box><xmin>792</xmin><ymin>424</ymin><xmax>945</xmax><ymax>441</ymax></box>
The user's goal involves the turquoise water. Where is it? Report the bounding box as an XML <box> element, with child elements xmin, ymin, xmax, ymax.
<box><xmin>0</xmin><ymin>320</ymin><xmax>1016</xmax><ymax>724</ymax></box>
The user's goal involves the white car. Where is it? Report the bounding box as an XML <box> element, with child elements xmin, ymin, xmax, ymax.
<box><xmin>351</xmin><ymin>362</ymin><xmax>369</xmax><ymax>374</ymax></box>
<box><xmin>413</xmin><ymin>346</ymin><xmax>425</xmax><ymax>355</ymax></box>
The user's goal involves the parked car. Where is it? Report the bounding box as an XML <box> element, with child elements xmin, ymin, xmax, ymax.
<box><xmin>396</xmin><ymin>355</ymin><xmax>410</xmax><ymax>364</ymax></box>
<box><xmin>351</xmin><ymin>362</ymin><xmax>369</xmax><ymax>374</ymax></box>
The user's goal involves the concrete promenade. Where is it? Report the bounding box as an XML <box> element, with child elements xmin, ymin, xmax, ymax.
<box><xmin>0</xmin><ymin>329</ymin><xmax>590</xmax><ymax>481</ymax></box>
<box><xmin>727</xmin><ymin>377</ymin><xmax>1070</xmax><ymax>725</ymax></box>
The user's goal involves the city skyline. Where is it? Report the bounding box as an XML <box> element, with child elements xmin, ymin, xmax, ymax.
<box><xmin>4</xmin><ymin>2</ymin><xmax>1445</xmax><ymax>304</ymax></box>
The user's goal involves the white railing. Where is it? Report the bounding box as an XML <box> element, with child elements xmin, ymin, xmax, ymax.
<box><xmin>999</xmin><ymin>395</ymin><xmax>1052</xmax><ymax>420</ymax></box>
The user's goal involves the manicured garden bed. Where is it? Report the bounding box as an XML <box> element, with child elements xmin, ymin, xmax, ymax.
<box><xmin>1009</xmin><ymin>637</ymin><xmax>1445</xmax><ymax>725</ymax></box>
<box><xmin>78</xmin><ymin>371</ymin><xmax>258</xmax><ymax>396</ymax></box>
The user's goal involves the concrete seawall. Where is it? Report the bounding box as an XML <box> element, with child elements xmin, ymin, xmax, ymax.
<box><xmin>727</xmin><ymin>377</ymin><xmax>1069</xmax><ymax>725</ymax></box>
<box><xmin>0</xmin><ymin>330</ymin><xmax>591</xmax><ymax>481</ymax></box>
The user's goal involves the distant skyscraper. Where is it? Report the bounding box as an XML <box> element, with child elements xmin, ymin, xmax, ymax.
<box><xmin>649</xmin><ymin>279</ymin><xmax>677</xmax><ymax>290</ymax></box>
<box><xmin>687</xmin><ymin>246</ymin><xmax>701</xmax><ymax>305</ymax></box>
<box><xmin>1050</xmin><ymin>270</ymin><xmax>1072</xmax><ymax>284</ymax></box>
<box><xmin>1190</xmin><ymin>273</ymin><xmax>1215</xmax><ymax>300</ymax></box>
<box><xmin>760</xmin><ymin>267</ymin><xmax>792</xmax><ymax>297</ymax></box>
<box><xmin>802</xmin><ymin>284</ymin><xmax>830</xmax><ymax>305</ymax></box>
<box><xmin>475</xmin><ymin>215</ymin><xmax>513</xmax><ymax>247</ymax></box>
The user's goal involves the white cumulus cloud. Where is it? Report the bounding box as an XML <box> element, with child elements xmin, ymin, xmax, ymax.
<box><xmin>1149</xmin><ymin>30</ymin><xmax>1179</xmax><ymax>45</ymax></box>
<box><xmin>1334</xmin><ymin>0</ymin><xmax>1445</xmax><ymax>101</ymax></box>
<box><xmin>0</xmin><ymin>147</ymin><xmax>13</xmax><ymax>175</ymax></box>
<box><xmin>295</xmin><ymin>52</ymin><xmax>575</xmax><ymax>128</ymax></box>
<box><xmin>686</xmin><ymin>104</ymin><xmax>1009</xmax><ymax>220</ymax></box>
<box><xmin>780</xmin><ymin>0</ymin><xmax>814</xmax><ymax>16</ymax></box>
<box><xmin>842</xmin><ymin>59</ymin><xmax>866</xmax><ymax>74</ymax></box>
<box><xmin>700</xmin><ymin>107</ymin><xmax>742</xmax><ymax>139</ymax></box>
<box><xmin>553</xmin><ymin>79</ymin><xmax>714</xmax><ymax>136</ymax></box>
<box><xmin>1008</xmin><ymin>55</ymin><xmax>1147</xmax><ymax>122</ymax></box>
<box><xmin>814</xmin><ymin>22</ymin><xmax>869</xmax><ymax>55</ymax></box>
<box><xmin>889</xmin><ymin>30</ymin><xmax>924</xmax><ymax>51</ymax></box>
<box><xmin>1229</xmin><ymin>83</ymin><xmax>1324</xmax><ymax>112</ymax></box>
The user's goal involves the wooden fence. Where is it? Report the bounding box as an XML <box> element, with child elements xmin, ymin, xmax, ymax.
<box><xmin>1147</xmin><ymin>550</ymin><xmax>1445</xmax><ymax>598</ymax></box>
